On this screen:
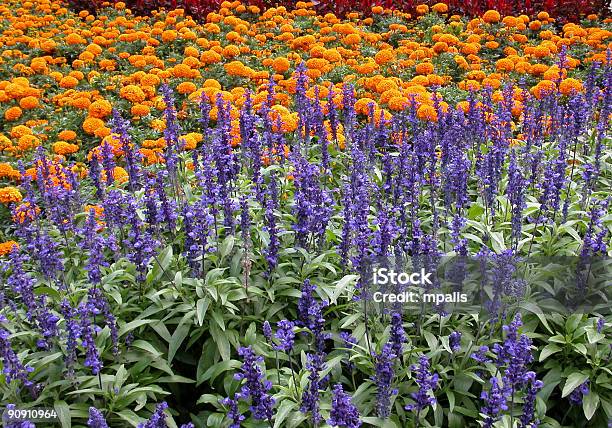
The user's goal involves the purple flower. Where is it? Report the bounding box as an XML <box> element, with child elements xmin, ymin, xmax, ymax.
<box><xmin>597</xmin><ymin>318</ymin><xmax>606</xmax><ymax>333</ymax></box>
<box><xmin>301</xmin><ymin>352</ymin><xmax>326</xmax><ymax>425</ymax></box>
<box><xmin>87</xmin><ymin>407</ymin><xmax>109</xmax><ymax>428</ymax></box>
<box><xmin>372</xmin><ymin>343</ymin><xmax>397</xmax><ymax>418</ymax></box>
<box><xmin>220</xmin><ymin>397</ymin><xmax>244</xmax><ymax>428</ymax></box>
<box><xmin>494</xmin><ymin>314</ymin><xmax>534</xmax><ymax>389</ymax></box>
<box><xmin>569</xmin><ymin>380</ymin><xmax>590</xmax><ymax>406</ymax></box>
<box><xmin>389</xmin><ymin>312</ymin><xmax>407</xmax><ymax>359</ymax></box>
<box><xmin>481</xmin><ymin>377</ymin><xmax>510</xmax><ymax>428</ymax></box>
<box><xmin>328</xmin><ymin>384</ymin><xmax>361</xmax><ymax>428</ymax></box>
<box><xmin>449</xmin><ymin>331</ymin><xmax>462</xmax><ymax>353</ymax></box>
<box><xmin>273</xmin><ymin>320</ymin><xmax>295</xmax><ymax>352</ymax></box>
<box><xmin>291</xmin><ymin>151</ymin><xmax>332</xmax><ymax>247</ymax></box>
<box><xmin>0</xmin><ymin>328</ymin><xmax>35</xmax><ymax>390</ymax></box>
<box><xmin>137</xmin><ymin>402</ymin><xmax>168</xmax><ymax>428</ymax></box>
<box><xmin>60</xmin><ymin>299</ymin><xmax>81</xmax><ymax>376</ymax></box>
<box><xmin>471</xmin><ymin>345</ymin><xmax>492</xmax><ymax>363</ymax></box>
<box><xmin>520</xmin><ymin>371</ymin><xmax>543</xmax><ymax>428</ymax></box>
<box><xmin>262</xmin><ymin>321</ymin><xmax>272</xmax><ymax>342</ymax></box>
<box><xmin>234</xmin><ymin>346</ymin><xmax>275</xmax><ymax>421</ymax></box>
<box><xmin>405</xmin><ymin>355</ymin><xmax>439</xmax><ymax>413</ymax></box>
<box><xmin>263</xmin><ymin>172</ymin><xmax>280</xmax><ymax>274</ymax></box>
<box><xmin>160</xmin><ymin>84</ymin><xmax>181</xmax><ymax>178</ymax></box>
<box><xmin>110</xmin><ymin>108</ymin><xmax>142</xmax><ymax>191</ymax></box>
<box><xmin>297</xmin><ymin>279</ymin><xmax>330</xmax><ymax>353</ymax></box>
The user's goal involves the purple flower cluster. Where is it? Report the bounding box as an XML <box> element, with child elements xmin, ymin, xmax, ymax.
<box><xmin>405</xmin><ymin>355</ymin><xmax>439</xmax><ymax>413</ymax></box>
<box><xmin>372</xmin><ymin>343</ymin><xmax>397</xmax><ymax>418</ymax></box>
<box><xmin>231</xmin><ymin>346</ymin><xmax>275</xmax><ymax>422</ymax></box>
<box><xmin>328</xmin><ymin>383</ymin><xmax>361</xmax><ymax>428</ymax></box>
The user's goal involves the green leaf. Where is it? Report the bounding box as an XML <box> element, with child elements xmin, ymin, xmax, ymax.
<box><xmin>539</xmin><ymin>344</ymin><xmax>561</xmax><ymax>362</ymax></box>
<box><xmin>196</xmin><ymin>298</ymin><xmax>210</xmax><ymax>326</ymax></box>
<box><xmin>273</xmin><ymin>400</ymin><xmax>297</xmax><ymax>428</ymax></box>
<box><xmin>168</xmin><ymin>323</ymin><xmax>191</xmax><ymax>364</ymax></box>
<box><xmin>562</xmin><ymin>373</ymin><xmax>590</xmax><ymax>398</ymax></box>
<box><xmin>219</xmin><ymin>235</ymin><xmax>235</xmax><ymax>258</ymax></box>
<box><xmin>583</xmin><ymin>391</ymin><xmax>600</xmax><ymax>420</ymax></box>
<box><xmin>54</xmin><ymin>401</ymin><xmax>71</xmax><ymax>428</ymax></box>
<box><xmin>116</xmin><ymin>409</ymin><xmax>144</xmax><ymax>427</ymax></box>
<box><xmin>118</xmin><ymin>319</ymin><xmax>156</xmax><ymax>337</ymax></box>
<box><xmin>132</xmin><ymin>340</ymin><xmax>162</xmax><ymax>357</ymax></box>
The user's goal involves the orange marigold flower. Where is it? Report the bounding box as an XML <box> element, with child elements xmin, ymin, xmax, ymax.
<box><xmin>88</xmin><ymin>99</ymin><xmax>112</xmax><ymax>118</ymax></box>
<box><xmin>416</xmin><ymin>4</ymin><xmax>429</xmax><ymax>14</ymax></box>
<box><xmin>4</xmin><ymin>107</ymin><xmax>22</xmax><ymax>121</ymax></box>
<box><xmin>374</xmin><ymin>49</ymin><xmax>395</xmax><ymax>65</ymax></box>
<box><xmin>223</xmin><ymin>45</ymin><xmax>240</xmax><ymax>58</ymax></box>
<box><xmin>120</xmin><ymin>85</ymin><xmax>146</xmax><ymax>103</ymax></box>
<box><xmin>483</xmin><ymin>10</ymin><xmax>501</xmax><ymax>23</ymax></box>
<box><xmin>417</xmin><ymin>104</ymin><xmax>438</xmax><ymax>121</ymax></box>
<box><xmin>59</xmin><ymin>76</ymin><xmax>79</xmax><ymax>89</ymax></box>
<box><xmin>559</xmin><ymin>78</ymin><xmax>584</xmax><ymax>96</ymax></box>
<box><xmin>0</xmin><ymin>241</ymin><xmax>18</xmax><ymax>256</ymax></box>
<box><xmin>10</xmin><ymin>125</ymin><xmax>31</xmax><ymax>139</ymax></box>
<box><xmin>131</xmin><ymin>104</ymin><xmax>150</xmax><ymax>117</ymax></box>
<box><xmin>177</xmin><ymin>81</ymin><xmax>197</xmax><ymax>94</ymax></box>
<box><xmin>58</xmin><ymin>130</ymin><xmax>77</xmax><ymax>141</ymax></box>
<box><xmin>112</xmin><ymin>166</ymin><xmax>128</xmax><ymax>184</ymax></box>
<box><xmin>19</xmin><ymin>96</ymin><xmax>39</xmax><ymax>109</ymax></box>
<box><xmin>415</xmin><ymin>62</ymin><xmax>434</xmax><ymax>75</ymax></box>
<box><xmin>53</xmin><ymin>141</ymin><xmax>79</xmax><ymax>156</ymax></box>
<box><xmin>496</xmin><ymin>58</ymin><xmax>514</xmax><ymax>72</ymax></box>
<box><xmin>0</xmin><ymin>163</ymin><xmax>20</xmax><ymax>181</ymax></box>
<box><xmin>82</xmin><ymin>116</ymin><xmax>105</xmax><ymax>135</ymax></box>
<box><xmin>173</xmin><ymin>64</ymin><xmax>193</xmax><ymax>78</ymax></box>
<box><xmin>161</xmin><ymin>30</ymin><xmax>178</xmax><ymax>42</ymax></box>
<box><xmin>532</xmin><ymin>80</ymin><xmax>557</xmax><ymax>99</ymax></box>
<box><xmin>0</xmin><ymin>186</ymin><xmax>22</xmax><ymax>204</ymax></box>
<box><xmin>432</xmin><ymin>2</ymin><xmax>448</xmax><ymax>13</ymax></box>
<box><xmin>272</xmin><ymin>57</ymin><xmax>291</xmax><ymax>73</ymax></box>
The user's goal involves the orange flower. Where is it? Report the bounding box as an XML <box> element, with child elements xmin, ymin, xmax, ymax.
<box><xmin>483</xmin><ymin>10</ymin><xmax>501</xmax><ymax>23</ymax></box>
<box><xmin>495</xmin><ymin>58</ymin><xmax>514</xmax><ymax>72</ymax></box>
<box><xmin>59</xmin><ymin>76</ymin><xmax>79</xmax><ymax>89</ymax></box>
<box><xmin>4</xmin><ymin>107</ymin><xmax>22</xmax><ymax>121</ymax></box>
<box><xmin>52</xmin><ymin>141</ymin><xmax>79</xmax><ymax>155</ymax></box>
<box><xmin>416</xmin><ymin>4</ymin><xmax>429</xmax><ymax>14</ymax></box>
<box><xmin>417</xmin><ymin>104</ymin><xmax>438</xmax><ymax>121</ymax></box>
<box><xmin>272</xmin><ymin>57</ymin><xmax>290</xmax><ymax>73</ymax></box>
<box><xmin>19</xmin><ymin>96</ymin><xmax>39</xmax><ymax>109</ymax></box>
<box><xmin>177</xmin><ymin>82</ymin><xmax>197</xmax><ymax>94</ymax></box>
<box><xmin>82</xmin><ymin>116</ymin><xmax>106</xmax><ymax>135</ymax></box>
<box><xmin>559</xmin><ymin>78</ymin><xmax>584</xmax><ymax>96</ymax></box>
<box><xmin>532</xmin><ymin>80</ymin><xmax>557</xmax><ymax>99</ymax></box>
<box><xmin>58</xmin><ymin>130</ymin><xmax>77</xmax><ymax>141</ymax></box>
<box><xmin>0</xmin><ymin>186</ymin><xmax>22</xmax><ymax>204</ymax></box>
<box><xmin>415</xmin><ymin>62</ymin><xmax>434</xmax><ymax>75</ymax></box>
<box><xmin>0</xmin><ymin>241</ymin><xmax>18</xmax><ymax>256</ymax></box>
<box><xmin>120</xmin><ymin>85</ymin><xmax>146</xmax><ymax>103</ymax></box>
<box><xmin>113</xmin><ymin>166</ymin><xmax>129</xmax><ymax>184</ymax></box>
<box><xmin>0</xmin><ymin>163</ymin><xmax>20</xmax><ymax>181</ymax></box>
<box><xmin>431</xmin><ymin>3</ymin><xmax>448</xmax><ymax>13</ymax></box>
<box><xmin>374</xmin><ymin>49</ymin><xmax>395</xmax><ymax>66</ymax></box>
<box><xmin>88</xmin><ymin>99</ymin><xmax>112</xmax><ymax>118</ymax></box>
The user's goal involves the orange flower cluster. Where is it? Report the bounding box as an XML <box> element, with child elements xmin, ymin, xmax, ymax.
<box><xmin>0</xmin><ymin>0</ymin><xmax>607</xmax><ymax>192</ymax></box>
